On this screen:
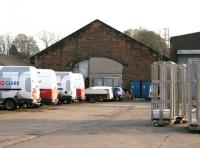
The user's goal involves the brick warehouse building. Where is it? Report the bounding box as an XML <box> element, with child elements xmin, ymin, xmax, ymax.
<box><xmin>30</xmin><ymin>19</ymin><xmax>163</xmax><ymax>88</ymax></box>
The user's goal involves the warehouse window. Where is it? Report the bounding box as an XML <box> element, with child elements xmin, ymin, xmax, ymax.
<box><xmin>104</xmin><ymin>78</ymin><xmax>113</xmax><ymax>86</ymax></box>
<box><xmin>93</xmin><ymin>79</ymin><xmax>103</xmax><ymax>86</ymax></box>
<box><xmin>93</xmin><ymin>78</ymin><xmax>120</xmax><ymax>87</ymax></box>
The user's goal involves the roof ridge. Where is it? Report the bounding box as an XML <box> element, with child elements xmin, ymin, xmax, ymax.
<box><xmin>31</xmin><ymin>19</ymin><xmax>163</xmax><ymax>59</ymax></box>
<box><xmin>171</xmin><ymin>31</ymin><xmax>200</xmax><ymax>39</ymax></box>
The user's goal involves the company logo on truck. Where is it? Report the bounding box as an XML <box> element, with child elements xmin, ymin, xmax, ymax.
<box><xmin>0</xmin><ymin>80</ymin><xmax>19</xmax><ymax>86</ymax></box>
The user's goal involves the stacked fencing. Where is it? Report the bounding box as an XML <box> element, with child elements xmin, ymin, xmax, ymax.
<box><xmin>177</xmin><ymin>64</ymin><xmax>187</xmax><ymax>121</ymax></box>
<box><xmin>188</xmin><ymin>58</ymin><xmax>200</xmax><ymax>131</ymax></box>
<box><xmin>151</xmin><ymin>61</ymin><xmax>187</xmax><ymax>125</ymax></box>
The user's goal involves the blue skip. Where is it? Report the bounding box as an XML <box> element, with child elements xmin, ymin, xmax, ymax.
<box><xmin>129</xmin><ymin>80</ymin><xmax>151</xmax><ymax>100</ymax></box>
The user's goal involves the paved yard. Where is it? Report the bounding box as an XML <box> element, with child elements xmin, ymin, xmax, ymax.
<box><xmin>0</xmin><ymin>102</ymin><xmax>199</xmax><ymax>148</ymax></box>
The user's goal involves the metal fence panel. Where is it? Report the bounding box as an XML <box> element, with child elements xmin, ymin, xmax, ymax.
<box><xmin>151</xmin><ymin>61</ymin><xmax>187</xmax><ymax>125</ymax></box>
<box><xmin>188</xmin><ymin>58</ymin><xmax>200</xmax><ymax>131</ymax></box>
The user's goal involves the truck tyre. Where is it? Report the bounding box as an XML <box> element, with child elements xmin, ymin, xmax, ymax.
<box><xmin>118</xmin><ymin>98</ymin><xmax>122</xmax><ymax>102</ymax></box>
<box><xmin>5</xmin><ymin>99</ymin><xmax>16</xmax><ymax>111</ymax></box>
<box><xmin>60</xmin><ymin>100</ymin><xmax>64</xmax><ymax>105</ymax></box>
<box><xmin>89</xmin><ymin>97</ymin><xmax>96</xmax><ymax>103</ymax></box>
<box><xmin>67</xmin><ymin>99</ymin><xmax>71</xmax><ymax>104</ymax></box>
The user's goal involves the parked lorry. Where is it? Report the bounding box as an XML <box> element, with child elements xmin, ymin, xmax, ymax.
<box><xmin>0</xmin><ymin>66</ymin><xmax>41</xmax><ymax>110</ymax></box>
<box><xmin>74</xmin><ymin>73</ymin><xmax>85</xmax><ymax>101</ymax></box>
<box><xmin>37</xmin><ymin>69</ymin><xmax>58</xmax><ymax>104</ymax></box>
<box><xmin>85</xmin><ymin>86</ymin><xmax>114</xmax><ymax>103</ymax></box>
<box><xmin>56</xmin><ymin>72</ymin><xmax>77</xmax><ymax>103</ymax></box>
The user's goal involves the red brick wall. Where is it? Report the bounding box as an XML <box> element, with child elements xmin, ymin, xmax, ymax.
<box><xmin>34</xmin><ymin>21</ymin><xmax>157</xmax><ymax>88</ymax></box>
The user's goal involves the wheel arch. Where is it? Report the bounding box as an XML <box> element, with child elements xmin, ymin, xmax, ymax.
<box><xmin>3</xmin><ymin>98</ymin><xmax>17</xmax><ymax>104</ymax></box>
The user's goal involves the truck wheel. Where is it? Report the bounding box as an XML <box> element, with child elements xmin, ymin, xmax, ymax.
<box><xmin>114</xmin><ymin>96</ymin><xmax>119</xmax><ymax>102</ymax></box>
<box><xmin>89</xmin><ymin>97</ymin><xmax>96</xmax><ymax>103</ymax></box>
<box><xmin>60</xmin><ymin>100</ymin><xmax>65</xmax><ymax>104</ymax></box>
<box><xmin>67</xmin><ymin>99</ymin><xmax>71</xmax><ymax>104</ymax></box>
<box><xmin>5</xmin><ymin>99</ymin><xmax>16</xmax><ymax>111</ymax></box>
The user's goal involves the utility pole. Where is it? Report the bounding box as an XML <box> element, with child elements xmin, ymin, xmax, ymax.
<box><xmin>160</xmin><ymin>48</ymin><xmax>163</xmax><ymax>60</ymax></box>
<box><xmin>163</xmin><ymin>28</ymin><xmax>170</xmax><ymax>48</ymax></box>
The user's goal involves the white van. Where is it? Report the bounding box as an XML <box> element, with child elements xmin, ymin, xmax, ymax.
<box><xmin>74</xmin><ymin>73</ymin><xmax>85</xmax><ymax>101</ymax></box>
<box><xmin>0</xmin><ymin>66</ymin><xmax>41</xmax><ymax>110</ymax></box>
<box><xmin>56</xmin><ymin>72</ymin><xmax>76</xmax><ymax>103</ymax></box>
<box><xmin>37</xmin><ymin>69</ymin><xmax>58</xmax><ymax>104</ymax></box>
<box><xmin>85</xmin><ymin>86</ymin><xmax>114</xmax><ymax>103</ymax></box>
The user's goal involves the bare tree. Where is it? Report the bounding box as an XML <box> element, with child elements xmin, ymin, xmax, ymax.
<box><xmin>38</xmin><ymin>31</ymin><xmax>60</xmax><ymax>48</ymax></box>
<box><xmin>0</xmin><ymin>34</ymin><xmax>13</xmax><ymax>55</ymax></box>
<box><xmin>13</xmin><ymin>34</ymin><xmax>39</xmax><ymax>57</ymax></box>
<box><xmin>0</xmin><ymin>36</ymin><xmax>5</xmax><ymax>54</ymax></box>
